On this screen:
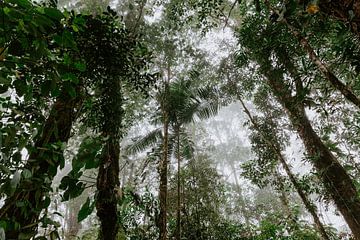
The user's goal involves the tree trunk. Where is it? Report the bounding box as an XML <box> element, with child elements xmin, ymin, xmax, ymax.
<box><xmin>176</xmin><ymin>126</ymin><xmax>181</xmax><ymax>240</ymax></box>
<box><xmin>274</xmin><ymin>171</ymin><xmax>294</xmax><ymax>221</ymax></box>
<box><xmin>265</xmin><ymin>70</ymin><xmax>360</xmax><ymax>238</ymax></box>
<box><xmin>159</xmin><ymin>95</ymin><xmax>169</xmax><ymax>240</ymax></box>
<box><xmin>96</xmin><ymin>139</ymin><xmax>121</xmax><ymax>240</ymax></box>
<box><xmin>95</xmin><ymin>75</ymin><xmax>122</xmax><ymax>240</ymax></box>
<box><xmin>0</xmin><ymin>92</ymin><xmax>80</xmax><ymax>240</ymax></box>
<box><xmin>277</xmin><ymin>150</ymin><xmax>330</xmax><ymax>240</ymax></box>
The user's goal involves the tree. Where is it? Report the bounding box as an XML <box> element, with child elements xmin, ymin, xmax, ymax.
<box><xmin>0</xmin><ymin>2</ymin><xmax>85</xmax><ymax>238</ymax></box>
<box><xmin>237</xmin><ymin>14</ymin><xmax>360</xmax><ymax>237</ymax></box>
<box><xmin>126</xmin><ymin>77</ymin><xmax>219</xmax><ymax>239</ymax></box>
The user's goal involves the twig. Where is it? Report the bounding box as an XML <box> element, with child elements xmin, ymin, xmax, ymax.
<box><xmin>223</xmin><ymin>0</ymin><xmax>240</xmax><ymax>29</ymax></box>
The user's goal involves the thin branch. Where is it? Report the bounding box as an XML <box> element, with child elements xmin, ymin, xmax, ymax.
<box><xmin>223</xmin><ymin>0</ymin><xmax>240</xmax><ymax>29</ymax></box>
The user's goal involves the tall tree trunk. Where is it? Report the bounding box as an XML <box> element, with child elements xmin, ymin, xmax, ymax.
<box><xmin>0</xmin><ymin>92</ymin><xmax>81</xmax><ymax>240</ymax></box>
<box><xmin>236</xmin><ymin>95</ymin><xmax>330</xmax><ymax>240</ymax></box>
<box><xmin>264</xmin><ymin>69</ymin><xmax>360</xmax><ymax>238</ymax></box>
<box><xmin>159</xmin><ymin>109</ymin><xmax>169</xmax><ymax>240</ymax></box>
<box><xmin>175</xmin><ymin>126</ymin><xmax>181</xmax><ymax>240</ymax></box>
<box><xmin>158</xmin><ymin>80</ymin><xmax>170</xmax><ymax>240</ymax></box>
<box><xmin>95</xmin><ymin>76</ymin><xmax>122</xmax><ymax>240</ymax></box>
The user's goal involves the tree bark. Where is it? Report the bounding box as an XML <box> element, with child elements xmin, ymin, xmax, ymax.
<box><xmin>96</xmin><ymin>139</ymin><xmax>120</xmax><ymax>240</ymax></box>
<box><xmin>265</xmin><ymin>70</ymin><xmax>360</xmax><ymax>239</ymax></box>
<box><xmin>0</xmin><ymin>93</ymin><xmax>80</xmax><ymax>240</ymax></box>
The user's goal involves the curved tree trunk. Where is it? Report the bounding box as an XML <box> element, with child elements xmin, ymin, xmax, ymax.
<box><xmin>0</xmin><ymin>92</ymin><xmax>81</xmax><ymax>239</ymax></box>
<box><xmin>274</xmin><ymin>171</ymin><xmax>295</xmax><ymax>222</ymax></box>
<box><xmin>277</xmin><ymin>150</ymin><xmax>330</xmax><ymax>240</ymax></box>
<box><xmin>65</xmin><ymin>200</ymin><xmax>82</xmax><ymax>240</ymax></box>
<box><xmin>236</xmin><ymin>95</ymin><xmax>330</xmax><ymax>240</ymax></box>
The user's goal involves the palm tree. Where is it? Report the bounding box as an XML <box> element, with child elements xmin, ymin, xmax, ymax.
<box><xmin>126</xmin><ymin>77</ymin><xmax>220</xmax><ymax>239</ymax></box>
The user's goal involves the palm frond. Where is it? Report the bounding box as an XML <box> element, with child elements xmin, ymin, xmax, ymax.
<box><xmin>125</xmin><ymin>128</ymin><xmax>162</xmax><ymax>155</ymax></box>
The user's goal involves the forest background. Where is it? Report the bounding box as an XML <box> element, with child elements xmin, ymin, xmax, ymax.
<box><xmin>1</xmin><ymin>0</ymin><xmax>360</xmax><ymax>239</ymax></box>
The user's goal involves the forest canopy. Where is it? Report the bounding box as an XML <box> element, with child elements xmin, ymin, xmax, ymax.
<box><xmin>1</xmin><ymin>0</ymin><xmax>360</xmax><ymax>239</ymax></box>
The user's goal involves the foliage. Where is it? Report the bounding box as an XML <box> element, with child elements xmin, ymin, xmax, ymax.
<box><xmin>119</xmin><ymin>188</ymin><xmax>159</xmax><ymax>240</ymax></box>
<box><xmin>1</xmin><ymin>0</ymin><xmax>359</xmax><ymax>238</ymax></box>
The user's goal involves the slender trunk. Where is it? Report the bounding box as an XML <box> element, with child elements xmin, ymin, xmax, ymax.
<box><xmin>284</xmin><ymin>20</ymin><xmax>360</xmax><ymax>109</ymax></box>
<box><xmin>229</xmin><ymin>161</ymin><xmax>250</xmax><ymax>225</ymax></box>
<box><xmin>274</xmin><ymin>171</ymin><xmax>294</xmax><ymax>221</ymax></box>
<box><xmin>159</xmin><ymin>111</ymin><xmax>169</xmax><ymax>240</ymax></box>
<box><xmin>176</xmin><ymin>126</ymin><xmax>181</xmax><ymax>240</ymax></box>
<box><xmin>159</xmin><ymin>81</ymin><xmax>169</xmax><ymax>239</ymax></box>
<box><xmin>277</xmin><ymin>150</ymin><xmax>329</xmax><ymax>240</ymax></box>
<box><xmin>236</xmin><ymin>93</ymin><xmax>330</xmax><ymax>240</ymax></box>
<box><xmin>0</xmin><ymin>92</ymin><xmax>80</xmax><ymax>239</ymax></box>
<box><xmin>266</xmin><ymin>70</ymin><xmax>360</xmax><ymax>238</ymax></box>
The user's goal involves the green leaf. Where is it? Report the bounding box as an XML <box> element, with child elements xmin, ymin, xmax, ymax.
<box><xmin>74</xmin><ymin>61</ymin><xmax>86</xmax><ymax>72</ymax></box>
<box><xmin>0</xmin><ymin>165</ymin><xmax>10</xmax><ymax>174</ymax></box>
<box><xmin>44</xmin><ymin>8</ymin><xmax>64</xmax><ymax>21</ymax></box>
<box><xmin>21</xmin><ymin>169</ymin><xmax>32</xmax><ymax>179</ymax></box>
<box><xmin>50</xmin><ymin>230</ymin><xmax>60</xmax><ymax>240</ymax></box>
<box><xmin>18</xmin><ymin>232</ymin><xmax>34</xmax><ymax>240</ymax></box>
<box><xmin>78</xmin><ymin>197</ymin><xmax>95</xmax><ymax>222</ymax></box>
<box><xmin>61</xmin><ymin>73</ymin><xmax>78</xmax><ymax>83</ymax></box>
<box><xmin>64</xmin><ymin>83</ymin><xmax>76</xmax><ymax>98</ymax></box>
<box><xmin>62</xmin><ymin>30</ymin><xmax>76</xmax><ymax>49</ymax></box>
<box><xmin>42</xmin><ymin>196</ymin><xmax>51</xmax><ymax>208</ymax></box>
<box><xmin>9</xmin><ymin>0</ymin><xmax>31</xmax><ymax>8</ymax></box>
<box><xmin>14</xmin><ymin>79</ymin><xmax>28</xmax><ymax>97</ymax></box>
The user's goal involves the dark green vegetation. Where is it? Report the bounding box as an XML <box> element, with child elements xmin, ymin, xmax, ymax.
<box><xmin>1</xmin><ymin>0</ymin><xmax>360</xmax><ymax>239</ymax></box>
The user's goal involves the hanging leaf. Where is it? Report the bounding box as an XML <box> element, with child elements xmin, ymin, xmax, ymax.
<box><xmin>78</xmin><ymin>197</ymin><xmax>95</xmax><ymax>222</ymax></box>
